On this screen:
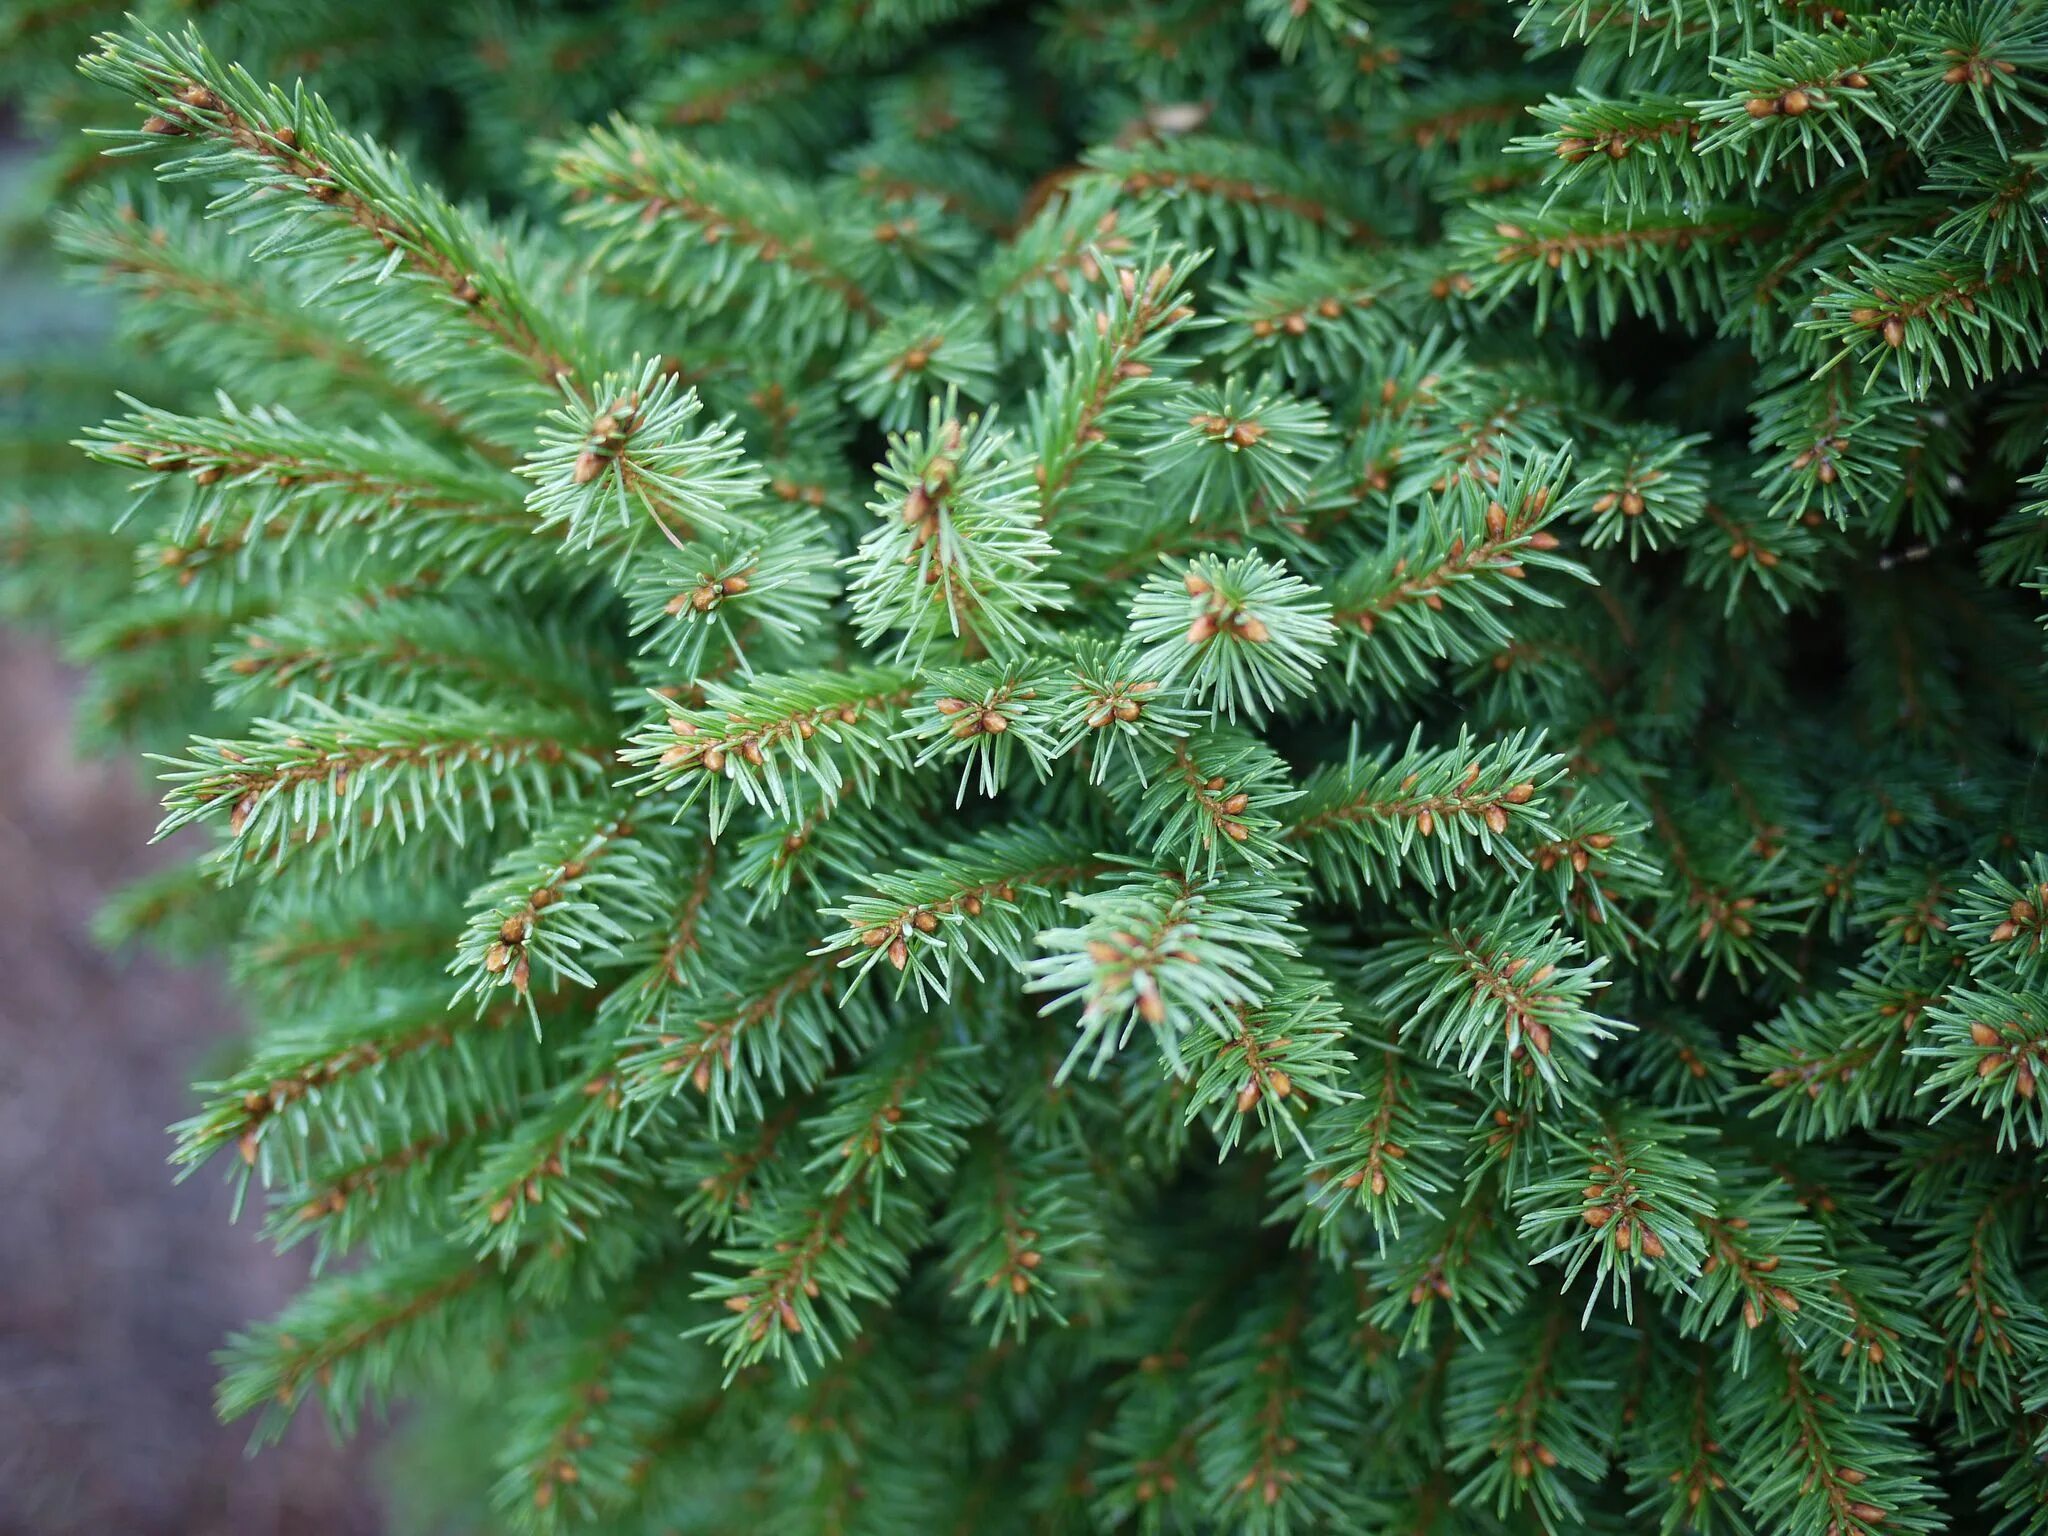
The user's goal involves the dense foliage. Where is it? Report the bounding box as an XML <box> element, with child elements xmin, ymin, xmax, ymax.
<box><xmin>7</xmin><ymin>0</ymin><xmax>2048</xmax><ymax>1531</ymax></box>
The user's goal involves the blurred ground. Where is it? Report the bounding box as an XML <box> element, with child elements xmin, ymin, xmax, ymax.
<box><xmin>0</xmin><ymin>630</ymin><xmax>385</xmax><ymax>1536</ymax></box>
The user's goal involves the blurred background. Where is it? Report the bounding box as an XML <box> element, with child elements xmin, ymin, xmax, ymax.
<box><xmin>0</xmin><ymin>110</ymin><xmax>385</xmax><ymax>1536</ymax></box>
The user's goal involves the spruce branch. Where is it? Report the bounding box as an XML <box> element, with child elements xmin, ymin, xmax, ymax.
<box><xmin>56</xmin><ymin>188</ymin><xmax>512</xmax><ymax>456</ymax></box>
<box><xmin>620</xmin><ymin>513</ymin><xmax>839</xmax><ymax>676</ymax></box>
<box><xmin>1517</xmin><ymin>1108</ymin><xmax>1717</xmax><ymax>1322</ymax></box>
<box><xmin>1103</xmin><ymin>724</ymin><xmax>1303</xmax><ymax>876</ymax></box>
<box><xmin>1952</xmin><ymin>856</ymin><xmax>2048</xmax><ymax>980</ymax></box>
<box><xmin>1916</xmin><ymin>981</ymin><xmax>2048</xmax><ymax>1144</ymax></box>
<box><xmin>521</xmin><ymin>359</ymin><xmax>767</xmax><ymax>563</ymax></box>
<box><xmin>1180</xmin><ymin>972</ymin><xmax>1355</xmax><ymax>1156</ymax></box>
<box><xmin>1087</xmin><ymin>135</ymin><xmax>1394</xmax><ymax>258</ymax></box>
<box><xmin>1285</xmin><ymin>728</ymin><xmax>1564</xmax><ymax>898</ymax></box>
<box><xmin>1042</xmin><ymin>637</ymin><xmax>1203</xmax><ymax>786</ymax></box>
<box><xmin>490</xmin><ymin>1292</ymin><xmax>714</xmax><ymax>1528</ymax></box>
<box><xmin>1692</xmin><ymin>29</ymin><xmax>1901</xmax><ymax>182</ymax></box>
<box><xmin>1728</xmin><ymin>1334</ymin><xmax>1944</xmax><ymax>1536</ymax></box>
<box><xmin>1573</xmin><ymin>427</ymin><xmax>1710</xmax><ymax>554</ymax></box>
<box><xmin>936</xmin><ymin>1130</ymin><xmax>1105</xmax><ymax>1342</ymax></box>
<box><xmin>1684</xmin><ymin>1181</ymin><xmax>1850</xmax><ymax>1372</ymax></box>
<box><xmin>552</xmin><ymin>118</ymin><xmax>972</xmax><ymax>355</ymax></box>
<box><xmin>1364</xmin><ymin>913</ymin><xmax>1624</xmax><ymax>1103</ymax></box>
<box><xmin>1128</xmin><ymin>552</ymin><xmax>1335</xmax><ymax>722</ymax></box>
<box><xmin>1027</xmin><ymin>246</ymin><xmax>1206</xmax><ymax>530</ymax></box>
<box><xmin>1325</xmin><ymin>451</ymin><xmax>1591</xmax><ymax>695</ymax></box>
<box><xmin>1743</xmin><ymin>965</ymin><xmax>1930</xmax><ymax>1140</ymax></box>
<box><xmin>1029</xmin><ymin>868</ymin><xmax>1304</xmax><ymax>1078</ymax></box>
<box><xmin>845</xmin><ymin>394</ymin><xmax>1065</xmax><ymax>662</ymax></box>
<box><xmin>622</xmin><ymin>666</ymin><xmax>917</xmax><ymax>836</ymax></box>
<box><xmin>834</xmin><ymin>303</ymin><xmax>999</xmax><ymax>429</ymax></box>
<box><xmin>216</xmin><ymin>1243</ymin><xmax>509</xmax><ymax>1444</ymax></box>
<box><xmin>173</xmin><ymin>988</ymin><xmax>551</xmax><ymax>1203</ymax></box>
<box><xmin>210</xmin><ymin>595</ymin><xmax>622</xmax><ymax>719</ymax></box>
<box><xmin>1191</xmin><ymin>1281</ymin><xmax>1361</xmax><ymax>1533</ymax></box>
<box><xmin>1441</xmin><ymin>1304</ymin><xmax>1609</xmax><ymax>1526</ymax></box>
<box><xmin>1805</xmin><ymin>241</ymin><xmax>2048</xmax><ymax>399</ymax></box>
<box><xmin>1139</xmin><ymin>375</ymin><xmax>1335</xmax><ymax>529</ymax></box>
<box><xmin>977</xmin><ymin>180</ymin><xmax>1152</xmax><ymax>357</ymax></box>
<box><xmin>1517</xmin><ymin>93</ymin><xmax>1719</xmax><ymax>206</ymax></box>
<box><xmin>615</xmin><ymin>940</ymin><xmax>875</xmax><ymax>1130</ymax></box>
<box><xmin>85</xmin><ymin>398</ymin><xmax>544</xmax><ymax>587</ymax></box>
<box><xmin>1893</xmin><ymin>0</ymin><xmax>2048</xmax><ymax>151</ymax></box>
<box><xmin>1456</xmin><ymin>199</ymin><xmax>1779</xmax><ymax>330</ymax></box>
<box><xmin>1293</xmin><ymin>1044</ymin><xmax>1463</xmax><ymax>1241</ymax></box>
<box><xmin>267</xmin><ymin>1107</ymin><xmax>498</xmax><ymax>1264</ymax></box>
<box><xmin>691</xmin><ymin>1026</ymin><xmax>981</xmax><ymax>1380</ymax></box>
<box><xmin>156</xmin><ymin>697</ymin><xmax>614</xmax><ymax>877</ymax></box>
<box><xmin>1208</xmin><ymin>251</ymin><xmax>1415</xmax><ymax>385</ymax></box>
<box><xmin>85</xmin><ymin>24</ymin><xmax>590</xmax><ymax>392</ymax></box>
<box><xmin>817</xmin><ymin>822</ymin><xmax>1106</xmax><ymax>1001</ymax></box>
<box><xmin>448</xmin><ymin>799</ymin><xmax>670</xmax><ymax>1017</ymax></box>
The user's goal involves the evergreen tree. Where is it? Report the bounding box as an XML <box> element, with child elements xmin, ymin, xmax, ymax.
<box><xmin>8</xmin><ymin>0</ymin><xmax>2048</xmax><ymax>1531</ymax></box>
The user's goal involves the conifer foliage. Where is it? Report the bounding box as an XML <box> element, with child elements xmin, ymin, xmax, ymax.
<box><xmin>11</xmin><ymin>0</ymin><xmax>2048</xmax><ymax>1531</ymax></box>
